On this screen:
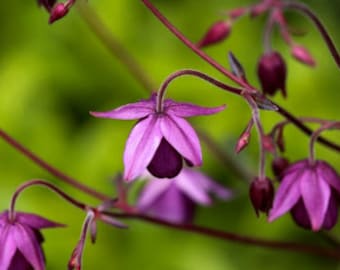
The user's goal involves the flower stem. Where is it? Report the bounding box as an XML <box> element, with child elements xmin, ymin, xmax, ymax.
<box><xmin>0</xmin><ymin>129</ymin><xmax>110</xmax><ymax>201</ymax></box>
<box><xmin>77</xmin><ymin>1</ymin><xmax>155</xmax><ymax>93</ymax></box>
<box><xmin>284</xmin><ymin>2</ymin><xmax>340</xmax><ymax>68</ymax></box>
<box><xmin>9</xmin><ymin>179</ymin><xmax>88</xmax><ymax>221</ymax></box>
<box><xmin>107</xmin><ymin>212</ymin><xmax>340</xmax><ymax>260</ymax></box>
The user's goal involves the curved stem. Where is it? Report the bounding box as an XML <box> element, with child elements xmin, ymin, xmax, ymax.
<box><xmin>0</xmin><ymin>129</ymin><xmax>110</xmax><ymax>201</ymax></box>
<box><xmin>156</xmin><ymin>69</ymin><xmax>243</xmax><ymax>112</ymax></box>
<box><xmin>284</xmin><ymin>2</ymin><xmax>340</xmax><ymax>68</ymax></box>
<box><xmin>140</xmin><ymin>0</ymin><xmax>255</xmax><ymax>90</ymax></box>
<box><xmin>107</xmin><ymin>212</ymin><xmax>340</xmax><ymax>260</ymax></box>
<box><xmin>77</xmin><ymin>1</ymin><xmax>155</xmax><ymax>92</ymax></box>
<box><xmin>9</xmin><ymin>179</ymin><xmax>87</xmax><ymax>221</ymax></box>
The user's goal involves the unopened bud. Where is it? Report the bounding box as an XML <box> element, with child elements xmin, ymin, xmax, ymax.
<box><xmin>263</xmin><ymin>135</ymin><xmax>276</xmax><ymax>153</ymax></box>
<box><xmin>257</xmin><ymin>51</ymin><xmax>287</xmax><ymax>97</ymax></box>
<box><xmin>38</xmin><ymin>0</ymin><xmax>57</xmax><ymax>12</ymax></box>
<box><xmin>49</xmin><ymin>3</ymin><xmax>69</xmax><ymax>24</ymax></box>
<box><xmin>235</xmin><ymin>132</ymin><xmax>251</xmax><ymax>153</ymax></box>
<box><xmin>272</xmin><ymin>157</ymin><xmax>290</xmax><ymax>180</ymax></box>
<box><xmin>229</xmin><ymin>8</ymin><xmax>247</xmax><ymax>19</ymax></box>
<box><xmin>249</xmin><ymin>177</ymin><xmax>274</xmax><ymax>216</ymax></box>
<box><xmin>197</xmin><ymin>21</ymin><xmax>231</xmax><ymax>48</ymax></box>
<box><xmin>291</xmin><ymin>45</ymin><xmax>316</xmax><ymax>67</ymax></box>
<box><xmin>250</xmin><ymin>2</ymin><xmax>270</xmax><ymax>17</ymax></box>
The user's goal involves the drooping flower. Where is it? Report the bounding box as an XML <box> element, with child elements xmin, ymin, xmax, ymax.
<box><xmin>268</xmin><ymin>160</ymin><xmax>340</xmax><ymax>231</ymax></box>
<box><xmin>38</xmin><ymin>0</ymin><xmax>56</xmax><ymax>12</ymax></box>
<box><xmin>136</xmin><ymin>168</ymin><xmax>233</xmax><ymax>224</ymax></box>
<box><xmin>249</xmin><ymin>177</ymin><xmax>274</xmax><ymax>216</ymax></box>
<box><xmin>0</xmin><ymin>210</ymin><xmax>64</xmax><ymax>270</ymax></box>
<box><xmin>91</xmin><ymin>94</ymin><xmax>225</xmax><ymax>181</ymax></box>
<box><xmin>257</xmin><ymin>51</ymin><xmax>287</xmax><ymax>97</ymax></box>
<box><xmin>197</xmin><ymin>20</ymin><xmax>232</xmax><ymax>48</ymax></box>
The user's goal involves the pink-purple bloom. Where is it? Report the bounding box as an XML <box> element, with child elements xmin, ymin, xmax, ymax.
<box><xmin>136</xmin><ymin>168</ymin><xmax>233</xmax><ymax>223</ymax></box>
<box><xmin>268</xmin><ymin>160</ymin><xmax>340</xmax><ymax>231</ymax></box>
<box><xmin>91</xmin><ymin>94</ymin><xmax>225</xmax><ymax>181</ymax></box>
<box><xmin>0</xmin><ymin>210</ymin><xmax>63</xmax><ymax>270</ymax></box>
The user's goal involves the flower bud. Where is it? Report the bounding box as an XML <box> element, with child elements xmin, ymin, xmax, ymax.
<box><xmin>249</xmin><ymin>177</ymin><xmax>274</xmax><ymax>216</ymax></box>
<box><xmin>257</xmin><ymin>51</ymin><xmax>287</xmax><ymax>97</ymax></box>
<box><xmin>235</xmin><ymin>131</ymin><xmax>250</xmax><ymax>154</ymax></box>
<box><xmin>49</xmin><ymin>3</ymin><xmax>69</xmax><ymax>24</ymax></box>
<box><xmin>197</xmin><ymin>21</ymin><xmax>231</xmax><ymax>48</ymax></box>
<box><xmin>38</xmin><ymin>0</ymin><xmax>57</xmax><ymax>11</ymax></box>
<box><xmin>291</xmin><ymin>45</ymin><xmax>316</xmax><ymax>67</ymax></box>
<box><xmin>271</xmin><ymin>157</ymin><xmax>290</xmax><ymax>180</ymax></box>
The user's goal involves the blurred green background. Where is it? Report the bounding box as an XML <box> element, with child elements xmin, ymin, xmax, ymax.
<box><xmin>1</xmin><ymin>0</ymin><xmax>340</xmax><ymax>269</ymax></box>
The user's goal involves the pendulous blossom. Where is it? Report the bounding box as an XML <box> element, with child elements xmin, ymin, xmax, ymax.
<box><xmin>268</xmin><ymin>160</ymin><xmax>340</xmax><ymax>231</ymax></box>
<box><xmin>91</xmin><ymin>94</ymin><xmax>225</xmax><ymax>181</ymax></box>
<box><xmin>137</xmin><ymin>168</ymin><xmax>233</xmax><ymax>224</ymax></box>
<box><xmin>0</xmin><ymin>210</ymin><xmax>63</xmax><ymax>270</ymax></box>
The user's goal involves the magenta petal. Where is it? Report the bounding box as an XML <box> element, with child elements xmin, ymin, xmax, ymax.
<box><xmin>268</xmin><ymin>170</ymin><xmax>302</xmax><ymax>222</ymax></box>
<box><xmin>165</xmin><ymin>100</ymin><xmax>226</xmax><ymax>118</ymax></box>
<box><xmin>16</xmin><ymin>212</ymin><xmax>64</xmax><ymax>229</ymax></box>
<box><xmin>123</xmin><ymin>115</ymin><xmax>162</xmax><ymax>181</ymax></box>
<box><xmin>0</xmin><ymin>226</ymin><xmax>17</xmax><ymax>270</ymax></box>
<box><xmin>137</xmin><ymin>179</ymin><xmax>173</xmax><ymax>210</ymax></box>
<box><xmin>160</xmin><ymin>115</ymin><xmax>202</xmax><ymax>166</ymax></box>
<box><xmin>322</xmin><ymin>192</ymin><xmax>339</xmax><ymax>230</ymax></box>
<box><xmin>316</xmin><ymin>160</ymin><xmax>340</xmax><ymax>194</ymax></box>
<box><xmin>175</xmin><ymin>169</ymin><xmax>212</xmax><ymax>205</ymax></box>
<box><xmin>90</xmin><ymin>100</ymin><xmax>154</xmax><ymax>120</ymax></box>
<box><xmin>14</xmin><ymin>225</ymin><xmax>45</xmax><ymax>270</ymax></box>
<box><xmin>300</xmin><ymin>169</ymin><xmax>331</xmax><ymax>231</ymax></box>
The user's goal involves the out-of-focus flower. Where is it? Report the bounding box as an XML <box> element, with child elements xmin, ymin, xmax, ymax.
<box><xmin>257</xmin><ymin>51</ymin><xmax>287</xmax><ymax>97</ymax></box>
<box><xmin>38</xmin><ymin>0</ymin><xmax>57</xmax><ymax>11</ymax></box>
<box><xmin>271</xmin><ymin>157</ymin><xmax>290</xmax><ymax>180</ymax></box>
<box><xmin>91</xmin><ymin>94</ymin><xmax>225</xmax><ymax>181</ymax></box>
<box><xmin>49</xmin><ymin>3</ymin><xmax>69</xmax><ymax>24</ymax></box>
<box><xmin>0</xmin><ymin>210</ymin><xmax>63</xmax><ymax>270</ymax></box>
<box><xmin>137</xmin><ymin>168</ymin><xmax>233</xmax><ymax>223</ymax></box>
<box><xmin>249</xmin><ymin>177</ymin><xmax>274</xmax><ymax>216</ymax></box>
<box><xmin>269</xmin><ymin>160</ymin><xmax>340</xmax><ymax>231</ymax></box>
<box><xmin>197</xmin><ymin>21</ymin><xmax>232</xmax><ymax>48</ymax></box>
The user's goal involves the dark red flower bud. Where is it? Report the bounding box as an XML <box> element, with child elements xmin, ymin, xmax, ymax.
<box><xmin>272</xmin><ymin>157</ymin><xmax>290</xmax><ymax>180</ymax></box>
<box><xmin>38</xmin><ymin>0</ymin><xmax>57</xmax><ymax>11</ymax></box>
<box><xmin>197</xmin><ymin>21</ymin><xmax>231</xmax><ymax>48</ymax></box>
<box><xmin>291</xmin><ymin>45</ymin><xmax>316</xmax><ymax>67</ymax></box>
<box><xmin>257</xmin><ymin>51</ymin><xmax>287</xmax><ymax>97</ymax></box>
<box><xmin>249</xmin><ymin>177</ymin><xmax>274</xmax><ymax>216</ymax></box>
<box><xmin>49</xmin><ymin>3</ymin><xmax>69</xmax><ymax>24</ymax></box>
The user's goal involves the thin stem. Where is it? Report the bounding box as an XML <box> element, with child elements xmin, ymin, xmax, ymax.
<box><xmin>156</xmin><ymin>69</ymin><xmax>243</xmax><ymax>112</ymax></box>
<box><xmin>285</xmin><ymin>2</ymin><xmax>340</xmax><ymax>68</ymax></box>
<box><xmin>107</xmin><ymin>212</ymin><xmax>340</xmax><ymax>260</ymax></box>
<box><xmin>77</xmin><ymin>2</ymin><xmax>155</xmax><ymax>93</ymax></box>
<box><xmin>0</xmin><ymin>129</ymin><xmax>110</xmax><ymax>201</ymax></box>
<box><xmin>263</xmin><ymin>12</ymin><xmax>276</xmax><ymax>52</ymax></box>
<box><xmin>141</xmin><ymin>0</ymin><xmax>255</xmax><ymax>90</ymax></box>
<box><xmin>9</xmin><ymin>179</ymin><xmax>87</xmax><ymax>221</ymax></box>
<box><xmin>309</xmin><ymin>122</ymin><xmax>340</xmax><ymax>164</ymax></box>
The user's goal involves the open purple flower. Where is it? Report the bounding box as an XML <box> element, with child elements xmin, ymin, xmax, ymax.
<box><xmin>91</xmin><ymin>94</ymin><xmax>225</xmax><ymax>181</ymax></box>
<box><xmin>137</xmin><ymin>168</ymin><xmax>233</xmax><ymax>224</ymax></box>
<box><xmin>268</xmin><ymin>160</ymin><xmax>340</xmax><ymax>231</ymax></box>
<box><xmin>0</xmin><ymin>210</ymin><xmax>63</xmax><ymax>270</ymax></box>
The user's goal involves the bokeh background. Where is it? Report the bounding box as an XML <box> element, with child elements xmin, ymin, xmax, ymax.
<box><xmin>1</xmin><ymin>0</ymin><xmax>340</xmax><ymax>269</ymax></box>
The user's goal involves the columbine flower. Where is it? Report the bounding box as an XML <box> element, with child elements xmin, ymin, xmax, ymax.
<box><xmin>0</xmin><ymin>210</ymin><xmax>63</xmax><ymax>270</ymax></box>
<box><xmin>268</xmin><ymin>160</ymin><xmax>340</xmax><ymax>231</ymax></box>
<box><xmin>91</xmin><ymin>94</ymin><xmax>225</xmax><ymax>181</ymax></box>
<box><xmin>136</xmin><ymin>168</ymin><xmax>233</xmax><ymax>223</ymax></box>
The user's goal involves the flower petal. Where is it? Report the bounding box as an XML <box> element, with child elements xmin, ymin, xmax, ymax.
<box><xmin>165</xmin><ymin>100</ymin><xmax>226</xmax><ymax>118</ymax></box>
<box><xmin>160</xmin><ymin>115</ymin><xmax>202</xmax><ymax>166</ymax></box>
<box><xmin>316</xmin><ymin>160</ymin><xmax>340</xmax><ymax>194</ymax></box>
<box><xmin>137</xmin><ymin>179</ymin><xmax>173</xmax><ymax>210</ymax></box>
<box><xmin>268</xmin><ymin>170</ymin><xmax>302</xmax><ymax>222</ymax></box>
<box><xmin>14</xmin><ymin>224</ymin><xmax>45</xmax><ymax>270</ymax></box>
<box><xmin>300</xmin><ymin>169</ymin><xmax>331</xmax><ymax>231</ymax></box>
<box><xmin>90</xmin><ymin>99</ymin><xmax>154</xmax><ymax>120</ymax></box>
<box><xmin>0</xmin><ymin>225</ymin><xmax>17</xmax><ymax>270</ymax></box>
<box><xmin>16</xmin><ymin>212</ymin><xmax>64</xmax><ymax>229</ymax></box>
<box><xmin>123</xmin><ymin>115</ymin><xmax>162</xmax><ymax>181</ymax></box>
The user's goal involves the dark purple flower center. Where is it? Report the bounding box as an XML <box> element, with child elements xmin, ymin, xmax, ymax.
<box><xmin>147</xmin><ymin>138</ymin><xmax>183</xmax><ymax>178</ymax></box>
<box><xmin>9</xmin><ymin>251</ymin><xmax>34</xmax><ymax>270</ymax></box>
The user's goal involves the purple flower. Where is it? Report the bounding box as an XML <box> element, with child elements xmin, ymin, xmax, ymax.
<box><xmin>38</xmin><ymin>0</ymin><xmax>57</xmax><ymax>12</ymax></box>
<box><xmin>249</xmin><ymin>177</ymin><xmax>274</xmax><ymax>216</ymax></box>
<box><xmin>268</xmin><ymin>160</ymin><xmax>340</xmax><ymax>231</ymax></box>
<box><xmin>136</xmin><ymin>168</ymin><xmax>233</xmax><ymax>223</ymax></box>
<box><xmin>91</xmin><ymin>94</ymin><xmax>225</xmax><ymax>181</ymax></box>
<box><xmin>0</xmin><ymin>211</ymin><xmax>63</xmax><ymax>270</ymax></box>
